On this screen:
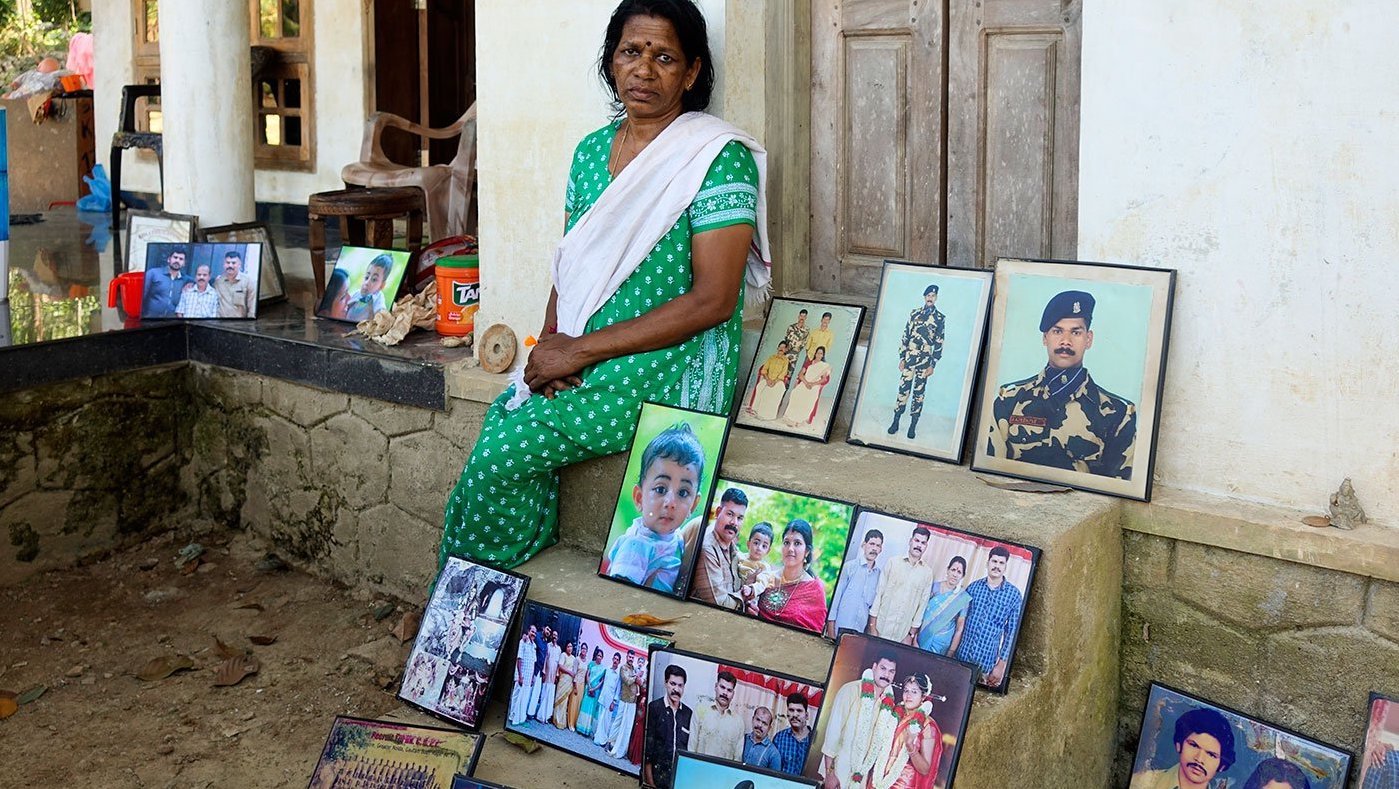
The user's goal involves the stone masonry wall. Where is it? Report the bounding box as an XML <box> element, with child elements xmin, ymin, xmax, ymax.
<box><xmin>1116</xmin><ymin>531</ymin><xmax>1399</xmax><ymax>784</ymax></box>
<box><xmin>0</xmin><ymin>365</ymin><xmax>195</xmax><ymax>585</ymax></box>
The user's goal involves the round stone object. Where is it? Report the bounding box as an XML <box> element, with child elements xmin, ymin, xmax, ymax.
<box><xmin>479</xmin><ymin>324</ymin><xmax>517</xmax><ymax>374</ymax></box>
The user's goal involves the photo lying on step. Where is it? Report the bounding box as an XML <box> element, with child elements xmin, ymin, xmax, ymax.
<box><xmin>307</xmin><ymin>715</ymin><xmax>483</xmax><ymax>789</ymax></box>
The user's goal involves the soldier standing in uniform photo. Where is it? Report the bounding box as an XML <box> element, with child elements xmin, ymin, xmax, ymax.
<box><xmin>887</xmin><ymin>285</ymin><xmax>945</xmax><ymax>439</ymax></box>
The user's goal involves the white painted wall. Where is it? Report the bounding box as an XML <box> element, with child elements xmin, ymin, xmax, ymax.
<box><xmin>1078</xmin><ymin>1</ymin><xmax>1399</xmax><ymax>525</ymax></box>
<box><xmin>473</xmin><ymin>0</ymin><xmax>729</xmax><ymax>357</ymax></box>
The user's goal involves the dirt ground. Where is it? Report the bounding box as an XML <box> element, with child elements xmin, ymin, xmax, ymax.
<box><xmin>0</xmin><ymin>529</ymin><xmax>421</xmax><ymax>788</ymax></box>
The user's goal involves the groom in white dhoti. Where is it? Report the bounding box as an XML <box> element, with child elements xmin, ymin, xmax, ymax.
<box><xmin>608</xmin><ymin>653</ymin><xmax>642</xmax><ymax>759</ymax></box>
<box><xmin>817</xmin><ymin>650</ymin><xmax>899</xmax><ymax>789</ymax></box>
<box><xmin>508</xmin><ymin>626</ymin><xmax>538</xmax><ymax>725</ymax></box>
<box><xmin>533</xmin><ymin>627</ymin><xmax>561</xmax><ymax>723</ymax></box>
<box><xmin>593</xmin><ymin>652</ymin><xmax>624</xmax><ymax>749</ymax></box>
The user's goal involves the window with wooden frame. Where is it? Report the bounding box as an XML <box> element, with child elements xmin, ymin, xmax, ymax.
<box><xmin>128</xmin><ymin>0</ymin><xmax>315</xmax><ymax>171</ymax></box>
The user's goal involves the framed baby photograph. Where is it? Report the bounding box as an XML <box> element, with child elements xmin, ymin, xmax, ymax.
<box><xmin>804</xmin><ymin>632</ymin><xmax>976</xmax><ymax>789</ymax></box>
<box><xmin>123</xmin><ymin>209</ymin><xmax>196</xmax><ymax>273</ymax></box>
<box><xmin>139</xmin><ymin>242</ymin><xmax>263</xmax><ymax>321</ymax></box>
<box><xmin>824</xmin><ymin>509</ymin><xmax>1040</xmax><ymax>693</ymax></box>
<box><xmin>971</xmin><ymin>258</ymin><xmax>1176</xmax><ymax>501</ymax></box>
<box><xmin>673</xmin><ymin>750</ymin><xmax>818</xmax><ymax>789</ymax></box>
<box><xmin>597</xmin><ymin>401</ymin><xmax>732</xmax><ymax>599</ymax></box>
<box><xmin>643</xmin><ymin>646</ymin><xmax>826</xmax><ymax>789</ymax></box>
<box><xmin>502</xmin><ymin>600</ymin><xmax>672</xmax><ymax>777</ymax></box>
<box><xmin>200</xmin><ymin>221</ymin><xmax>287</xmax><ymax>304</ymax></box>
<box><xmin>685</xmin><ymin>478</ymin><xmax>856</xmax><ymax>638</ymax></box>
<box><xmin>1362</xmin><ymin>692</ymin><xmax>1398</xmax><ymax>788</ymax></box>
<box><xmin>847</xmin><ymin>261</ymin><xmax>993</xmax><ymax>463</ymax></box>
<box><xmin>1129</xmin><ymin>683</ymin><xmax>1352</xmax><ymax>789</ymax></box>
<box><xmin>307</xmin><ymin>715</ymin><xmax>484</xmax><ymax>789</ymax></box>
<box><xmin>315</xmin><ymin>245</ymin><xmax>412</xmax><ymax>323</ymax></box>
<box><xmin>736</xmin><ymin>298</ymin><xmax>865</xmax><ymax>443</ymax></box>
<box><xmin>399</xmin><ymin>556</ymin><xmax>530</xmax><ymax>731</ymax></box>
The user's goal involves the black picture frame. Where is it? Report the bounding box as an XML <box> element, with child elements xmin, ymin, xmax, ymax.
<box><xmin>683</xmin><ymin>476</ymin><xmax>857</xmax><ymax>639</ymax></box>
<box><xmin>734</xmin><ymin>297</ymin><xmax>866</xmax><ymax>444</ymax></box>
<box><xmin>501</xmin><ymin>600</ymin><xmax>674</xmax><ymax>778</ymax></box>
<box><xmin>805</xmin><ymin>631</ymin><xmax>978</xmax><ymax>789</ymax></box>
<box><xmin>1130</xmin><ymin>682</ymin><xmax>1353</xmax><ymax>788</ymax></box>
<box><xmin>200</xmin><ymin>221</ymin><xmax>288</xmax><ymax>305</ymax></box>
<box><xmin>672</xmin><ymin>749</ymin><xmax>819</xmax><ymax>788</ymax></box>
<box><xmin>597</xmin><ymin>400</ymin><xmax>734</xmax><ymax>600</ymax></box>
<box><xmin>823</xmin><ymin>506</ymin><xmax>1041</xmax><ymax>694</ymax></box>
<box><xmin>399</xmin><ymin>556</ymin><xmax>532</xmax><ymax>732</ymax></box>
<box><xmin>642</xmin><ymin>644</ymin><xmax>828</xmax><ymax>789</ymax></box>
<box><xmin>123</xmin><ymin>209</ymin><xmax>197</xmax><ymax>273</ymax></box>
<box><xmin>1361</xmin><ymin>691</ymin><xmax>1397</xmax><ymax>788</ymax></box>
<box><xmin>451</xmin><ymin>778</ymin><xmax>513</xmax><ymax>789</ymax></box>
<box><xmin>307</xmin><ymin>715</ymin><xmax>485</xmax><ymax>789</ymax></box>
<box><xmin>971</xmin><ymin>257</ymin><xmax>1176</xmax><ymax>501</ymax></box>
<box><xmin>845</xmin><ymin>261</ymin><xmax>994</xmax><ymax>464</ymax></box>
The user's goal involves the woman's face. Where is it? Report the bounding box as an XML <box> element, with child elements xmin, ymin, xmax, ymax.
<box><xmin>610</xmin><ymin>14</ymin><xmax>700</xmax><ymax>122</ymax></box>
<box><xmin>814</xmin><ymin>347</ymin><xmax>825</xmax><ymax>361</ymax></box>
<box><xmin>781</xmin><ymin>529</ymin><xmax>809</xmax><ymax>570</ymax></box>
<box><xmin>901</xmin><ymin>678</ymin><xmax>925</xmax><ymax>709</ymax></box>
<box><xmin>946</xmin><ymin>561</ymin><xmax>964</xmax><ymax>587</ymax></box>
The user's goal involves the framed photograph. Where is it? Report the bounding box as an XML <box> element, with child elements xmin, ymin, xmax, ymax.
<box><xmin>307</xmin><ymin>715</ymin><xmax>484</xmax><ymax>789</ymax></box>
<box><xmin>735</xmin><ymin>298</ymin><xmax>865</xmax><ymax>442</ymax></box>
<box><xmin>139</xmin><ymin>242</ymin><xmax>262</xmax><ymax>321</ymax></box>
<box><xmin>1363</xmin><ymin>692</ymin><xmax>1398</xmax><ymax>788</ymax></box>
<box><xmin>643</xmin><ymin>646</ymin><xmax>826</xmax><ymax>789</ymax></box>
<box><xmin>315</xmin><ymin>245</ymin><xmax>413</xmax><ymax>323</ymax></box>
<box><xmin>824</xmin><ymin>509</ymin><xmax>1039</xmax><ymax>693</ymax></box>
<box><xmin>451</xmin><ymin>779</ymin><xmax>512</xmax><ymax>789</ymax></box>
<box><xmin>971</xmin><ymin>257</ymin><xmax>1176</xmax><ymax>500</ymax></box>
<box><xmin>503</xmin><ymin>600</ymin><xmax>673</xmax><ymax>777</ymax></box>
<box><xmin>805</xmin><ymin>632</ymin><xmax>976</xmax><ymax>789</ymax></box>
<box><xmin>399</xmin><ymin>556</ymin><xmax>530</xmax><ymax>731</ymax></box>
<box><xmin>1129</xmin><ymin>683</ymin><xmax>1352</xmax><ymax>789</ymax></box>
<box><xmin>598</xmin><ymin>401</ymin><xmax>732</xmax><ymax>599</ymax></box>
<box><xmin>124</xmin><ymin>209</ymin><xmax>196</xmax><ymax>273</ymax></box>
<box><xmin>847</xmin><ymin>261</ymin><xmax>994</xmax><ymax>463</ymax></box>
<box><xmin>673</xmin><ymin>750</ymin><xmax>818</xmax><ymax>789</ymax></box>
<box><xmin>201</xmin><ymin>221</ymin><xmax>287</xmax><ymax>304</ymax></box>
<box><xmin>686</xmin><ymin>478</ymin><xmax>855</xmax><ymax>637</ymax></box>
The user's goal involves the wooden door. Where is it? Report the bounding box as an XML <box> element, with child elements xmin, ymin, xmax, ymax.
<box><xmin>946</xmin><ymin>0</ymin><xmax>1081</xmax><ymax>268</ymax></box>
<box><xmin>373</xmin><ymin>0</ymin><xmax>475</xmax><ymax>167</ymax></box>
<box><xmin>811</xmin><ymin>0</ymin><xmax>945</xmax><ymax>298</ymax></box>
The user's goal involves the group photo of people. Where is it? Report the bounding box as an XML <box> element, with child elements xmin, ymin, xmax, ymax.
<box><xmin>807</xmin><ymin>633</ymin><xmax>976</xmax><ymax>789</ymax></box>
<box><xmin>308</xmin><ymin>717</ymin><xmax>482</xmax><ymax>789</ymax></box>
<box><xmin>139</xmin><ymin>242</ymin><xmax>262</xmax><ymax>320</ymax></box>
<box><xmin>687</xmin><ymin>479</ymin><xmax>855</xmax><ymax>635</ymax></box>
<box><xmin>643</xmin><ymin>649</ymin><xmax>825</xmax><ymax>789</ymax></box>
<box><xmin>825</xmin><ymin>511</ymin><xmax>1038</xmax><ymax>692</ymax></box>
<box><xmin>737</xmin><ymin>299</ymin><xmax>864</xmax><ymax>441</ymax></box>
<box><xmin>502</xmin><ymin>602</ymin><xmax>669</xmax><ymax>776</ymax></box>
<box><xmin>1129</xmin><ymin>684</ymin><xmax>1352</xmax><ymax>789</ymax></box>
<box><xmin>400</xmin><ymin>558</ymin><xmax>528</xmax><ymax>730</ymax></box>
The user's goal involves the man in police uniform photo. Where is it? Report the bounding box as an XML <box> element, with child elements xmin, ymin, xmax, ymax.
<box><xmin>985</xmin><ymin>289</ymin><xmax>1137</xmax><ymax>479</ymax></box>
<box><xmin>886</xmin><ymin>284</ymin><xmax>946</xmax><ymax>439</ymax></box>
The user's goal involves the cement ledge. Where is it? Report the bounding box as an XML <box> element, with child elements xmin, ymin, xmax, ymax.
<box><xmin>1123</xmin><ymin>487</ymin><xmax>1399</xmax><ymax>583</ymax></box>
<box><xmin>445</xmin><ymin>363</ymin><xmax>511</xmax><ymax>405</ymax></box>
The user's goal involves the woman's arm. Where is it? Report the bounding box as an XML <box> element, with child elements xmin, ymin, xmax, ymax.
<box><xmin>524</xmin><ymin>222</ymin><xmax>754</xmax><ymax>391</ymax></box>
<box><xmin>908</xmin><ymin>725</ymin><xmax>936</xmax><ymax>774</ymax></box>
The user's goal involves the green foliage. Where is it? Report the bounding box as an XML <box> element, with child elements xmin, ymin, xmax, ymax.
<box><xmin>720</xmin><ymin>481</ymin><xmax>855</xmax><ymax>604</ymax></box>
<box><xmin>0</xmin><ymin>2</ymin><xmax>91</xmax><ymax>86</ymax></box>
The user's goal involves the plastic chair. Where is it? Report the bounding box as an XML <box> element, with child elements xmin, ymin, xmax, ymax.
<box><xmin>109</xmin><ymin>84</ymin><xmax>163</xmax><ymax>230</ymax></box>
<box><xmin>340</xmin><ymin>102</ymin><xmax>477</xmax><ymax>242</ymax></box>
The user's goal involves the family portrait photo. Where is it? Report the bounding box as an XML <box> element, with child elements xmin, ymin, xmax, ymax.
<box><xmin>643</xmin><ymin>647</ymin><xmax>826</xmax><ymax>789</ymax></box>
<box><xmin>598</xmin><ymin>401</ymin><xmax>731</xmax><ymax>598</ymax></box>
<box><xmin>736</xmin><ymin>298</ymin><xmax>865</xmax><ymax>442</ymax></box>
<box><xmin>123</xmin><ymin>210</ymin><xmax>195</xmax><ymax>273</ymax></box>
<box><xmin>503</xmin><ymin>601</ymin><xmax>671</xmax><ymax>776</ymax></box>
<box><xmin>972</xmin><ymin>258</ymin><xmax>1175</xmax><ymax>500</ymax></box>
<box><xmin>825</xmin><ymin>510</ymin><xmax>1039</xmax><ymax>692</ymax></box>
<box><xmin>847</xmin><ymin>262</ymin><xmax>993</xmax><ymax>463</ymax></box>
<box><xmin>139</xmin><ymin>242</ymin><xmax>262</xmax><ymax>320</ymax></box>
<box><xmin>1362</xmin><ymin>692</ymin><xmax>1398</xmax><ymax>788</ymax></box>
<box><xmin>399</xmin><ymin>557</ymin><xmax>529</xmax><ymax>730</ymax></box>
<box><xmin>805</xmin><ymin>632</ymin><xmax>976</xmax><ymax>789</ymax></box>
<box><xmin>673</xmin><ymin>750</ymin><xmax>818</xmax><ymax>789</ymax></box>
<box><xmin>200</xmin><ymin>221</ymin><xmax>287</xmax><ymax>303</ymax></box>
<box><xmin>307</xmin><ymin>716</ymin><xmax>483</xmax><ymax>789</ymax></box>
<box><xmin>315</xmin><ymin>246</ymin><xmax>412</xmax><ymax>323</ymax></box>
<box><xmin>687</xmin><ymin>478</ymin><xmax>856</xmax><ymax>636</ymax></box>
<box><xmin>1129</xmin><ymin>683</ymin><xmax>1352</xmax><ymax>789</ymax></box>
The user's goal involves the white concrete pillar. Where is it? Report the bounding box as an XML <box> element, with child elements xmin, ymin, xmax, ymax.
<box><xmin>157</xmin><ymin>0</ymin><xmax>254</xmax><ymax>225</ymax></box>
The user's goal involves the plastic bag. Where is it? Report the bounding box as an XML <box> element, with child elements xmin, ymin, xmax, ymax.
<box><xmin>77</xmin><ymin>164</ymin><xmax>111</xmax><ymax>212</ymax></box>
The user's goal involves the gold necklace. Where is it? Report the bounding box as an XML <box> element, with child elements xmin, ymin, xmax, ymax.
<box><xmin>608</xmin><ymin>120</ymin><xmax>630</xmax><ymax>176</ymax></box>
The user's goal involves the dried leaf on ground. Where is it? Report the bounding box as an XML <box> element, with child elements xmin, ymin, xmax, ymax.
<box><xmin>16</xmin><ymin>685</ymin><xmax>47</xmax><ymax>705</ymax></box>
<box><xmin>389</xmin><ymin>612</ymin><xmax>422</xmax><ymax>644</ymax></box>
<box><xmin>213</xmin><ymin>637</ymin><xmax>246</xmax><ymax>660</ymax></box>
<box><xmin>212</xmin><ymin>655</ymin><xmax>261</xmax><ymax>687</ymax></box>
<box><xmin>136</xmin><ymin>655</ymin><xmax>196</xmax><ymax>682</ymax></box>
<box><xmin>248</xmin><ymin>635</ymin><xmax>278</xmax><ymax>646</ymax></box>
<box><xmin>232</xmin><ymin>602</ymin><xmax>264</xmax><ymax>612</ymax></box>
<box><xmin>621</xmin><ymin>613</ymin><xmax>685</xmax><ymax>628</ymax></box>
<box><xmin>0</xmin><ymin>697</ymin><xmax>16</xmax><ymax>719</ymax></box>
<box><xmin>1300</xmin><ymin>515</ymin><xmax>1332</xmax><ymax>528</ymax></box>
<box><xmin>977</xmin><ymin>476</ymin><xmax>1071</xmax><ymax>493</ymax></box>
<box><xmin>372</xmin><ymin>602</ymin><xmax>396</xmax><ymax>622</ymax></box>
<box><xmin>502</xmin><ymin>732</ymin><xmax>540</xmax><ymax>753</ymax></box>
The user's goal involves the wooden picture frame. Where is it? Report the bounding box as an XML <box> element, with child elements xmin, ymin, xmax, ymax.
<box><xmin>201</xmin><ymin>221</ymin><xmax>287</xmax><ymax>304</ymax></box>
<box><xmin>123</xmin><ymin>209</ymin><xmax>196</xmax><ymax>273</ymax></box>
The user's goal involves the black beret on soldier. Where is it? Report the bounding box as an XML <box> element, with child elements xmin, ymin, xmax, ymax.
<box><xmin>1039</xmin><ymin>290</ymin><xmax>1095</xmax><ymax>332</ymax></box>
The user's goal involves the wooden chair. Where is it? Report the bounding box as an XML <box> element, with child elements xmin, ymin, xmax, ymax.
<box><xmin>340</xmin><ymin>102</ymin><xmax>477</xmax><ymax>242</ymax></box>
<box><xmin>109</xmin><ymin>84</ymin><xmax>163</xmax><ymax>230</ymax></box>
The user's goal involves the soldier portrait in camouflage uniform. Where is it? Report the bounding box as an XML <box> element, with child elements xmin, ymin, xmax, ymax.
<box><xmin>985</xmin><ymin>290</ymin><xmax>1137</xmax><ymax>479</ymax></box>
<box><xmin>781</xmin><ymin>310</ymin><xmax>811</xmax><ymax>382</ymax></box>
<box><xmin>886</xmin><ymin>284</ymin><xmax>946</xmax><ymax>440</ymax></box>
